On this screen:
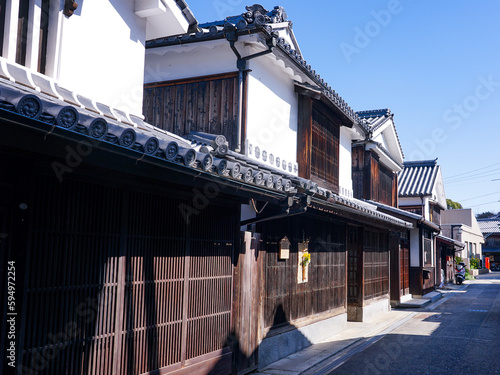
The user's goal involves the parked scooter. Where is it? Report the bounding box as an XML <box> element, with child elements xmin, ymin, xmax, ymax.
<box><xmin>455</xmin><ymin>262</ymin><xmax>466</xmax><ymax>285</ymax></box>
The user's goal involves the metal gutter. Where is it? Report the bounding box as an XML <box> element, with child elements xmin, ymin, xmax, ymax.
<box><xmin>436</xmin><ymin>234</ymin><xmax>465</xmax><ymax>249</ymax></box>
<box><xmin>225</xmin><ymin>25</ymin><xmax>277</xmax><ymax>153</ymax></box>
<box><xmin>313</xmin><ymin>196</ymin><xmax>414</xmax><ymax>229</ymax></box>
<box><xmin>367</xmin><ymin>200</ymin><xmax>440</xmax><ymax>231</ymax></box>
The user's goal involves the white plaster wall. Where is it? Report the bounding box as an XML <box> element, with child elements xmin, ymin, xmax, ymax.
<box><xmin>459</xmin><ymin>228</ymin><xmax>484</xmax><ymax>259</ymax></box>
<box><xmin>339</xmin><ymin>127</ymin><xmax>353</xmax><ymax>197</ymax></box>
<box><xmin>399</xmin><ymin>196</ymin><xmax>430</xmax><ymax>220</ymax></box>
<box><xmin>245</xmin><ymin>55</ymin><xmax>298</xmax><ymax>172</ymax></box>
<box><xmin>57</xmin><ymin>0</ymin><xmax>147</xmax><ymax>115</ymax></box>
<box><xmin>410</xmin><ymin>228</ymin><xmax>420</xmax><ymax>267</ymax></box>
<box><xmin>145</xmin><ymin>39</ymin><xmax>237</xmax><ymax>83</ymax></box>
<box><xmin>432</xmin><ymin>168</ymin><xmax>447</xmax><ymax>209</ymax></box>
<box><xmin>399</xmin><ymin>197</ymin><xmax>423</xmax><ymax>208</ymax></box>
<box><xmin>374</xmin><ymin>132</ymin><xmax>388</xmax><ymax>151</ymax></box>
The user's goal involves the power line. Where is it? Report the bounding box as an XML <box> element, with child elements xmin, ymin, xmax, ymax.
<box><xmin>445</xmin><ymin>168</ymin><xmax>500</xmax><ymax>183</ymax></box>
<box><xmin>446</xmin><ymin>177</ymin><xmax>500</xmax><ymax>186</ymax></box>
<box><xmin>444</xmin><ymin>162</ymin><xmax>500</xmax><ymax>180</ymax></box>
<box><xmin>470</xmin><ymin>200</ymin><xmax>500</xmax><ymax>207</ymax></box>
<box><xmin>458</xmin><ymin>191</ymin><xmax>500</xmax><ymax>202</ymax></box>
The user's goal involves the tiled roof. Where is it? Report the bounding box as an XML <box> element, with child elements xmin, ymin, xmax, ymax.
<box><xmin>357</xmin><ymin>109</ymin><xmax>392</xmax><ymax>132</ymax></box>
<box><xmin>311</xmin><ymin>196</ymin><xmax>413</xmax><ymax>229</ymax></box>
<box><xmin>478</xmin><ymin>220</ymin><xmax>500</xmax><ymax>234</ymax></box>
<box><xmin>174</xmin><ymin>0</ymin><xmax>199</xmax><ymax>34</ymax></box>
<box><xmin>0</xmin><ymin>75</ymin><xmax>412</xmax><ymax>229</ymax></box>
<box><xmin>356</xmin><ymin>108</ymin><xmax>405</xmax><ymax>160</ymax></box>
<box><xmin>482</xmin><ymin>247</ymin><xmax>500</xmax><ymax>253</ymax></box>
<box><xmin>367</xmin><ymin>200</ymin><xmax>439</xmax><ymax>231</ymax></box>
<box><xmin>146</xmin><ymin>4</ymin><xmax>360</xmax><ymax>125</ymax></box>
<box><xmin>398</xmin><ymin>159</ymin><xmax>440</xmax><ymax>197</ymax></box>
<box><xmin>436</xmin><ymin>234</ymin><xmax>465</xmax><ymax>248</ymax></box>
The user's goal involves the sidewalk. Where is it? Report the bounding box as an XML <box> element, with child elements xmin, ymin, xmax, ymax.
<box><xmin>253</xmin><ymin>282</ymin><xmax>471</xmax><ymax>375</ymax></box>
<box><xmin>252</xmin><ymin>309</ymin><xmax>415</xmax><ymax>375</ymax></box>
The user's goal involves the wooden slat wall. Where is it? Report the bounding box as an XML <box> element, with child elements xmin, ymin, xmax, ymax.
<box><xmin>120</xmin><ymin>190</ymin><xmax>187</xmax><ymax>374</ymax></box>
<box><xmin>352</xmin><ymin>148</ymin><xmax>397</xmax><ymax>207</ymax></box>
<box><xmin>370</xmin><ymin>155</ymin><xmax>379</xmax><ymax>202</ymax></box>
<box><xmin>297</xmin><ymin>96</ymin><xmax>313</xmax><ymax>180</ymax></box>
<box><xmin>187</xmin><ymin>203</ymin><xmax>234</xmax><ymax>362</ymax></box>
<box><xmin>351</xmin><ymin>146</ymin><xmax>364</xmax><ymax>200</ymax></box>
<box><xmin>347</xmin><ymin>227</ymin><xmax>362</xmax><ymax>304</ymax></box>
<box><xmin>18</xmin><ymin>173</ymin><xmax>236</xmax><ymax>375</ymax></box>
<box><xmin>363</xmin><ymin>230</ymin><xmax>389</xmax><ymax>301</ymax></box>
<box><xmin>311</xmin><ymin>106</ymin><xmax>340</xmax><ymax>192</ymax></box>
<box><xmin>22</xmin><ymin>175</ymin><xmax>121</xmax><ymax>375</ymax></box>
<box><xmin>378</xmin><ymin>166</ymin><xmax>393</xmax><ymax>206</ymax></box>
<box><xmin>260</xmin><ymin>216</ymin><xmax>346</xmax><ymax>329</ymax></box>
<box><xmin>143</xmin><ymin>74</ymin><xmax>239</xmax><ymax>148</ymax></box>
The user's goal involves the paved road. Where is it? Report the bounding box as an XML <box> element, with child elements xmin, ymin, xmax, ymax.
<box><xmin>332</xmin><ymin>272</ymin><xmax>500</xmax><ymax>375</ymax></box>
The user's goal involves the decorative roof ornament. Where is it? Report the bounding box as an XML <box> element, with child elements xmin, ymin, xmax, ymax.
<box><xmin>242</xmin><ymin>4</ymin><xmax>288</xmax><ymax>27</ymax></box>
<box><xmin>270</xmin><ymin>6</ymin><xmax>288</xmax><ymax>23</ymax></box>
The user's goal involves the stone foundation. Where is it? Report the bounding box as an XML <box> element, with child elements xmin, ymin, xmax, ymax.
<box><xmin>258</xmin><ymin>313</ymin><xmax>347</xmax><ymax>369</ymax></box>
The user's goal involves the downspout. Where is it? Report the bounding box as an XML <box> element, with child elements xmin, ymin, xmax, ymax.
<box><xmin>224</xmin><ymin>25</ymin><xmax>277</xmax><ymax>153</ymax></box>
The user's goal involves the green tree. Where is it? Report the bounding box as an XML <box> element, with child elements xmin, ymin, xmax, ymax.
<box><xmin>446</xmin><ymin>199</ymin><xmax>463</xmax><ymax>210</ymax></box>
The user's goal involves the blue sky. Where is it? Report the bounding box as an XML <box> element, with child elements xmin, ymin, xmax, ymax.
<box><xmin>185</xmin><ymin>0</ymin><xmax>500</xmax><ymax>214</ymax></box>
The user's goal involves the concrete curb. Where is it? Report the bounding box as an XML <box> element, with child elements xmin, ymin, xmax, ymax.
<box><xmin>306</xmin><ymin>312</ymin><xmax>417</xmax><ymax>375</ymax></box>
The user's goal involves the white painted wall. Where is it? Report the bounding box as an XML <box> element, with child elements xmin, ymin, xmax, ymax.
<box><xmin>432</xmin><ymin>168</ymin><xmax>447</xmax><ymax>209</ymax></box>
<box><xmin>57</xmin><ymin>0</ymin><xmax>147</xmax><ymax>115</ymax></box>
<box><xmin>374</xmin><ymin>132</ymin><xmax>388</xmax><ymax>150</ymax></box>
<box><xmin>399</xmin><ymin>196</ymin><xmax>429</xmax><ymax>220</ymax></box>
<box><xmin>1</xmin><ymin>0</ymin><xmax>193</xmax><ymax>117</ymax></box>
<box><xmin>245</xmin><ymin>55</ymin><xmax>298</xmax><ymax>174</ymax></box>
<box><xmin>339</xmin><ymin>127</ymin><xmax>353</xmax><ymax>197</ymax></box>
<box><xmin>145</xmin><ymin>39</ymin><xmax>237</xmax><ymax>83</ymax></box>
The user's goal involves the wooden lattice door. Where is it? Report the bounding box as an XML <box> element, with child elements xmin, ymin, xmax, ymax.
<box><xmin>13</xmin><ymin>173</ymin><xmax>236</xmax><ymax>375</ymax></box>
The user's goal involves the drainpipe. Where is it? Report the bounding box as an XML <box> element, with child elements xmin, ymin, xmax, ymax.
<box><xmin>224</xmin><ymin>24</ymin><xmax>278</xmax><ymax>153</ymax></box>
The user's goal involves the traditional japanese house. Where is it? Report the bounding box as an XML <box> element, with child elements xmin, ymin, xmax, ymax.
<box><xmin>350</xmin><ymin>109</ymin><xmax>411</xmax><ymax>308</ymax></box>
<box><xmin>0</xmin><ymin>3</ymin><xmax>413</xmax><ymax>375</ymax></box>
<box><xmin>398</xmin><ymin>159</ymin><xmax>446</xmax><ymax>296</ymax></box>
<box><xmin>441</xmin><ymin>209</ymin><xmax>485</xmax><ymax>268</ymax></box>
<box><xmin>143</xmin><ymin>4</ymin><xmax>412</xmax><ymax>367</ymax></box>
<box><xmin>435</xmin><ymin>235</ymin><xmax>465</xmax><ymax>284</ymax></box>
<box><xmin>478</xmin><ymin>216</ymin><xmax>500</xmax><ymax>270</ymax></box>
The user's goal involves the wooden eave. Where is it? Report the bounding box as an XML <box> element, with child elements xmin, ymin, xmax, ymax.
<box><xmin>294</xmin><ymin>82</ymin><xmax>353</xmax><ymax>128</ymax></box>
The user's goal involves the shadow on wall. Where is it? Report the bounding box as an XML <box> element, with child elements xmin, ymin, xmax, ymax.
<box><xmin>207</xmin><ymin>304</ymin><xmax>311</xmax><ymax>375</ymax></box>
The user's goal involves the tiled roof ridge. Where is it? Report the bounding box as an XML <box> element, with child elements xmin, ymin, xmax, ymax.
<box><xmin>146</xmin><ymin>4</ymin><xmax>360</xmax><ymax>125</ymax></box>
<box><xmin>355</xmin><ymin>108</ymin><xmax>405</xmax><ymax>160</ymax></box>
<box><xmin>198</xmin><ymin>4</ymin><xmax>289</xmax><ymax>30</ymax></box>
<box><xmin>403</xmin><ymin>158</ymin><xmax>438</xmax><ymax>167</ymax></box>
<box><xmin>356</xmin><ymin>108</ymin><xmax>391</xmax><ymax>118</ymax></box>
<box><xmin>0</xmin><ymin>78</ymin><xmax>413</xmax><ymax>229</ymax></box>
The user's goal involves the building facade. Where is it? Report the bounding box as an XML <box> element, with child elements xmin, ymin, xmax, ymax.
<box><xmin>0</xmin><ymin>2</ymin><xmax>417</xmax><ymax>375</ymax></box>
<box><xmin>143</xmin><ymin>3</ymin><xmax>412</xmax><ymax>368</ymax></box>
<box><xmin>398</xmin><ymin>159</ymin><xmax>446</xmax><ymax>296</ymax></box>
<box><xmin>477</xmin><ymin>216</ymin><xmax>500</xmax><ymax>270</ymax></box>
<box><xmin>441</xmin><ymin>209</ymin><xmax>485</xmax><ymax>268</ymax></box>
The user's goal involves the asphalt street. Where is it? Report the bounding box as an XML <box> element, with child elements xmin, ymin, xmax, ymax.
<box><xmin>331</xmin><ymin>273</ymin><xmax>500</xmax><ymax>375</ymax></box>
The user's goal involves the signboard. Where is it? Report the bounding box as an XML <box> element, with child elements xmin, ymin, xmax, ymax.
<box><xmin>279</xmin><ymin>236</ymin><xmax>290</xmax><ymax>259</ymax></box>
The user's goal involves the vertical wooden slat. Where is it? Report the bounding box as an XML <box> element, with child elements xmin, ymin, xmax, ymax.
<box><xmin>297</xmin><ymin>96</ymin><xmax>312</xmax><ymax>179</ymax></box>
<box><xmin>262</xmin><ymin>217</ymin><xmax>346</xmax><ymax>329</ymax></box>
<box><xmin>143</xmin><ymin>74</ymin><xmax>239</xmax><ymax>145</ymax></box>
